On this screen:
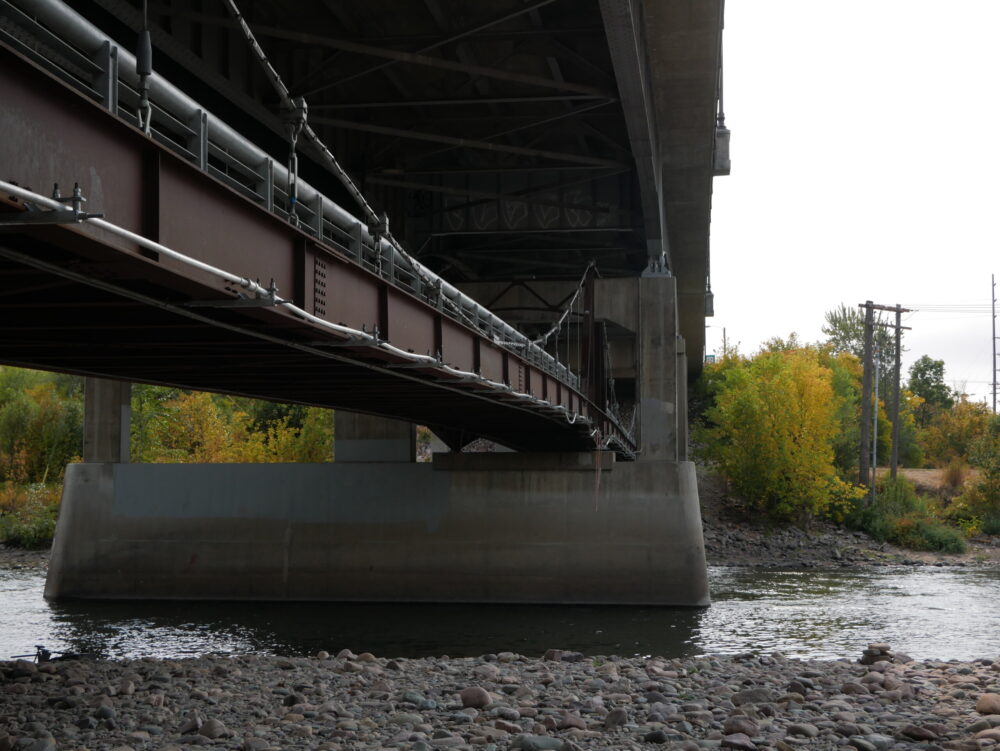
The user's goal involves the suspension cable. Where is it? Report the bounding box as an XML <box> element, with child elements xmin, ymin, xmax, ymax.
<box><xmin>136</xmin><ymin>0</ymin><xmax>152</xmax><ymax>134</ymax></box>
<box><xmin>221</xmin><ymin>0</ymin><xmax>481</xmax><ymax>326</ymax></box>
<box><xmin>221</xmin><ymin>0</ymin><xmax>603</xmax><ymax>394</ymax></box>
<box><xmin>528</xmin><ymin>260</ymin><xmax>595</xmax><ymax>348</ymax></box>
<box><xmin>223</xmin><ymin>1</ymin><xmax>388</xmax><ymax>237</ymax></box>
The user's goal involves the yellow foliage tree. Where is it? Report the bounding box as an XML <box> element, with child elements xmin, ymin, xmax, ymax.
<box><xmin>144</xmin><ymin>391</ymin><xmax>332</xmax><ymax>463</ymax></box>
<box><xmin>701</xmin><ymin>348</ymin><xmax>863</xmax><ymax>521</ymax></box>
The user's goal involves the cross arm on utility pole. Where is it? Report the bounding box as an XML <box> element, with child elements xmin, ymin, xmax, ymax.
<box><xmin>858</xmin><ymin>303</ymin><xmax>913</xmax><ymax>314</ymax></box>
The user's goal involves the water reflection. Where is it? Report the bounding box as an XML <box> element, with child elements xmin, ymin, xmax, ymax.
<box><xmin>2</xmin><ymin>566</ymin><xmax>999</xmax><ymax>662</ymax></box>
<box><xmin>43</xmin><ymin>596</ymin><xmax>706</xmax><ymax>661</ymax></box>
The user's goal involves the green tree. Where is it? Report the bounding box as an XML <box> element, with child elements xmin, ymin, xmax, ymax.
<box><xmin>949</xmin><ymin>415</ymin><xmax>1000</xmax><ymax>528</ymax></box>
<box><xmin>922</xmin><ymin>396</ymin><xmax>992</xmax><ymax>466</ymax></box>
<box><xmin>817</xmin><ymin>348</ymin><xmax>862</xmax><ymax>478</ymax></box>
<box><xmin>822</xmin><ymin>304</ymin><xmax>867</xmax><ymax>359</ymax></box>
<box><xmin>907</xmin><ymin>355</ymin><xmax>955</xmax><ymax>427</ymax></box>
<box><xmin>136</xmin><ymin>388</ymin><xmax>333</xmax><ymax>464</ymax></box>
<box><xmin>0</xmin><ymin>367</ymin><xmax>82</xmax><ymax>483</ymax></box>
<box><xmin>894</xmin><ymin>389</ymin><xmax>925</xmax><ymax>467</ymax></box>
<box><xmin>131</xmin><ymin>384</ymin><xmax>183</xmax><ymax>463</ymax></box>
<box><xmin>822</xmin><ymin>304</ymin><xmax>899</xmax><ymax>400</ymax></box>
<box><xmin>760</xmin><ymin>333</ymin><xmax>802</xmax><ymax>353</ymax></box>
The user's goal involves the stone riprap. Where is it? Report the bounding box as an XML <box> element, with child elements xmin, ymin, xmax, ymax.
<box><xmin>2</xmin><ymin>645</ymin><xmax>1000</xmax><ymax>751</ymax></box>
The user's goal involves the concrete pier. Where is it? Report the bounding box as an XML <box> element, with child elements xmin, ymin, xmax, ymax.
<box><xmin>334</xmin><ymin>413</ymin><xmax>416</xmax><ymax>463</ymax></box>
<box><xmin>45</xmin><ymin>455</ymin><xmax>707</xmax><ymax>605</ymax></box>
<box><xmin>82</xmin><ymin>378</ymin><xmax>131</xmax><ymax>464</ymax></box>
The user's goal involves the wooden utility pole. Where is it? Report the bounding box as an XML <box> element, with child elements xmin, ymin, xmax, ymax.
<box><xmin>993</xmin><ymin>274</ymin><xmax>997</xmax><ymax>414</ymax></box>
<box><xmin>859</xmin><ymin>301</ymin><xmax>874</xmax><ymax>488</ymax></box>
<box><xmin>858</xmin><ymin>301</ymin><xmax>912</xmax><ymax>489</ymax></box>
<box><xmin>890</xmin><ymin>305</ymin><xmax>903</xmax><ymax>479</ymax></box>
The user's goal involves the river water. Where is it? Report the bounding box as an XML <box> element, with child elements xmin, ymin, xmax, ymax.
<box><xmin>2</xmin><ymin>566</ymin><xmax>998</xmax><ymax>662</ymax></box>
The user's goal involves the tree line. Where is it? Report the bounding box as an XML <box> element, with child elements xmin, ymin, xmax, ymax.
<box><xmin>695</xmin><ymin>305</ymin><xmax>1000</xmax><ymax>547</ymax></box>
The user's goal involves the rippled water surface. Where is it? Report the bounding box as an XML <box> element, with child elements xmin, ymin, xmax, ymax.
<box><xmin>2</xmin><ymin>566</ymin><xmax>998</xmax><ymax>662</ymax></box>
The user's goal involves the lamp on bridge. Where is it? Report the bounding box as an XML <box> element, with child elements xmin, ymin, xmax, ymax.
<box><xmin>714</xmin><ymin>116</ymin><xmax>731</xmax><ymax>177</ymax></box>
<box><xmin>713</xmin><ymin>23</ymin><xmax>731</xmax><ymax>177</ymax></box>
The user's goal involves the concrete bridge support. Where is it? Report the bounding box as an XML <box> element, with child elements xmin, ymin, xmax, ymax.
<box><xmin>46</xmin><ymin>276</ymin><xmax>708</xmax><ymax>605</ymax></box>
<box><xmin>334</xmin><ymin>413</ymin><xmax>416</xmax><ymax>463</ymax></box>
<box><xmin>83</xmin><ymin>378</ymin><xmax>131</xmax><ymax>464</ymax></box>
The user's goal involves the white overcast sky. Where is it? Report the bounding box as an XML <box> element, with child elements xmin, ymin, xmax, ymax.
<box><xmin>708</xmin><ymin>1</ymin><xmax>999</xmax><ymax>405</ymax></box>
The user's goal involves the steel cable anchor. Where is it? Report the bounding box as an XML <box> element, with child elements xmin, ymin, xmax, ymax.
<box><xmin>0</xmin><ymin>182</ymin><xmax>104</xmax><ymax>226</ymax></box>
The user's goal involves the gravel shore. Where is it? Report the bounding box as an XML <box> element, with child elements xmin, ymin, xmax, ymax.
<box><xmin>2</xmin><ymin>645</ymin><xmax>1000</xmax><ymax>751</ymax></box>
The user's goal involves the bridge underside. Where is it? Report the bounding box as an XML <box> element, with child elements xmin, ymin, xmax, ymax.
<box><xmin>0</xmin><ymin>0</ymin><xmax>720</xmax><ymax>604</ymax></box>
<box><xmin>62</xmin><ymin>0</ymin><xmax>721</xmax><ymax>376</ymax></box>
<box><xmin>0</xmin><ymin>35</ymin><xmax>631</xmax><ymax>453</ymax></box>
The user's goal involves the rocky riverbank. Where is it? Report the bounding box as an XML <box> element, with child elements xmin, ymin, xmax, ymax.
<box><xmin>2</xmin><ymin>645</ymin><xmax>999</xmax><ymax>751</ymax></box>
<box><xmin>0</xmin><ymin>543</ymin><xmax>48</xmax><ymax>571</ymax></box>
<box><xmin>698</xmin><ymin>472</ymin><xmax>1000</xmax><ymax>570</ymax></box>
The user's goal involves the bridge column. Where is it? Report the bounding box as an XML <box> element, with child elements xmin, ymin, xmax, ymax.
<box><xmin>637</xmin><ymin>275</ymin><xmax>680</xmax><ymax>461</ymax></box>
<box><xmin>83</xmin><ymin>377</ymin><xmax>131</xmax><ymax>463</ymax></box>
<box><xmin>334</xmin><ymin>412</ymin><xmax>416</xmax><ymax>462</ymax></box>
<box><xmin>677</xmin><ymin>346</ymin><xmax>689</xmax><ymax>462</ymax></box>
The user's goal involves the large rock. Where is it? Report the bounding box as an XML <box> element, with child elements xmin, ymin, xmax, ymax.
<box><xmin>200</xmin><ymin>719</ymin><xmax>227</xmax><ymax>739</ymax></box>
<box><xmin>643</xmin><ymin>730</ymin><xmax>668</xmax><ymax>744</ymax></box>
<box><xmin>847</xmin><ymin>738</ymin><xmax>876</xmax><ymax>751</ymax></box>
<box><xmin>977</xmin><ymin>694</ymin><xmax>1000</xmax><ymax>715</ymax></box>
<box><xmin>721</xmin><ymin>732</ymin><xmax>757</xmax><ymax>750</ymax></box>
<box><xmin>841</xmin><ymin>682</ymin><xmax>870</xmax><ymax>695</ymax></box>
<box><xmin>899</xmin><ymin>724</ymin><xmax>937</xmax><ymax>741</ymax></box>
<box><xmin>556</xmin><ymin>713</ymin><xmax>586</xmax><ymax>731</ymax></box>
<box><xmin>787</xmin><ymin>722</ymin><xmax>819</xmax><ymax>738</ymax></box>
<box><xmin>723</xmin><ymin>716</ymin><xmax>759</xmax><ymax>736</ymax></box>
<box><xmin>459</xmin><ymin>686</ymin><xmax>490</xmax><ymax>709</ymax></box>
<box><xmin>603</xmin><ymin>707</ymin><xmax>628</xmax><ymax>729</ymax></box>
